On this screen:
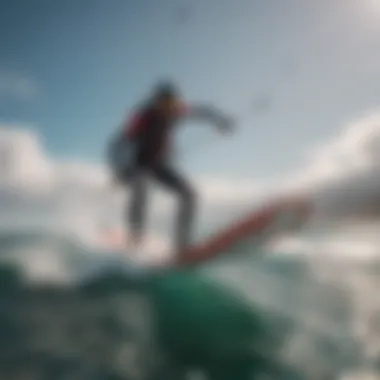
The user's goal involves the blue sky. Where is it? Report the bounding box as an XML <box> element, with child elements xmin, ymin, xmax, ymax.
<box><xmin>1</xmin><ymin>0</ymin><xmax>380</xmax><ymax>180</ymax></box>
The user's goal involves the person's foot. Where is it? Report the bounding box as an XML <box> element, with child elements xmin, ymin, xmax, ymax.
<box><xmin>128</xmin><ymin>230</ymin><xmax>143</xmax><ymax>250</ymax></box>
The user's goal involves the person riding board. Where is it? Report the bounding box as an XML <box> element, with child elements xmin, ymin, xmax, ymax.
<box><xmin>110</xmin><ymin>81</ymin><xmax>235</xmax><ymax>255</ymax></box>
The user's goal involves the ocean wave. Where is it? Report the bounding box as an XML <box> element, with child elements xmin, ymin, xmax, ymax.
<box><xmin>0</xmin><ymin>229</ymin><xmax>379</xmax><ymax>379</ymax></box>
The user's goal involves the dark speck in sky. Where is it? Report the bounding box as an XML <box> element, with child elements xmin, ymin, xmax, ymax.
<box><xmin>173</xmin><ymin>4</ymin><xmax>193</xmax><ymax>26</ymax></box>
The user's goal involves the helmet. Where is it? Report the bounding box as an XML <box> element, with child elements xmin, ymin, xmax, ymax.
<box><xmin>153</xmin><ymin>80</ymin><xmax>180</xmax><ymax>100</ymax></box>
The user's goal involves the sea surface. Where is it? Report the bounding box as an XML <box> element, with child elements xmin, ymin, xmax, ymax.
<box><xmin>0</xmin><ymin>229</ymin><xmax>379</xmax><ymax>380</ymax></box>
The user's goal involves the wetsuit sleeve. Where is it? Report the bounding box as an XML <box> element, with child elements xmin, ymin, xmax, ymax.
<box><xmin>180</xmin><ymin>103</ymin><xmax>233</xmax><ymax>130</ymax></box>
<box><xmin>122</xmin><ymin>111</ymin><xmax>146</xmax><ymax>140</ymax></box>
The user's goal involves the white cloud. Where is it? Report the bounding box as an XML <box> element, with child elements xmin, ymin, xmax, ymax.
<box><xmin>0</xmin><ymin>127</ymin><xmax>53</xmax><ymax>188</ymax></box>
<box><xmin>0</xmin><ymin>69</ymin><xmax>40</xmax><ymax>101</ymax></box>
<box><xmin>0</xmin><ymin>126</ymin><xmax>107</xmax><ymax>239</ymax></box>
<box><xmin>287</xmin><ymin>111</ymin><xmax>380</xmax><ymax>221</ymax></box>
<box><xmin>264</xmin><ymin>110</ymin><xmax>380</xmax><ymax>261</ymax></box>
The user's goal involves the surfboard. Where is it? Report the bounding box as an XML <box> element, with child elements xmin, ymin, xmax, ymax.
<box><xmin>174</xmin><ymin>194</ymin><xmax>311</xmax><ymax>268</ymax></box>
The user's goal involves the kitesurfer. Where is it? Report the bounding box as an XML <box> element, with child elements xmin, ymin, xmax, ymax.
<box><xmin>110</xmin><ymin>80</ymin><xmax>234</xmax><ymax>255</ymax></box>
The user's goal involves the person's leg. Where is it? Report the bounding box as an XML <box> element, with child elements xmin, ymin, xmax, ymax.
<box><xmin>127</xmin><ymin>170</ymin><xmax>149</xmax><ymax>246</ymax></box>
<box><xmin>152</xmin><ymin>166</ymin><xmax>196</xmax><ymax>254</ymax></box>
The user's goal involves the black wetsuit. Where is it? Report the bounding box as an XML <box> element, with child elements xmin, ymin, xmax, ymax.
<box><xmin>122</xmin><ymin>102</ymin><xmax>194</xmax><ymax>253</ymax></box>
<box><xmin>119</xmin><ymin>101</ymin><xmax>230</xmax><ymax>253</ymax></box>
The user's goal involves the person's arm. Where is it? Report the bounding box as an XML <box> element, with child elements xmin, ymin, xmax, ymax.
<box><xmin>180</xmin><ymin>103</ymin><xmax>235</xmax><ymax>132</ymax></box>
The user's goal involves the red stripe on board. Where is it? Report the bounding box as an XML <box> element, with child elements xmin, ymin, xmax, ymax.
<box><xmin>176</xmin><ymin>195</ymin><xmax>312</xmax><ymax>268</ymax></box>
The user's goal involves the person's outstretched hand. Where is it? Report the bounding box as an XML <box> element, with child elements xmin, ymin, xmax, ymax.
<box><xmin>218</xmin><ymin>115</ymin><xmax>236</xmax><ymax>134</ymax></box>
